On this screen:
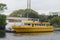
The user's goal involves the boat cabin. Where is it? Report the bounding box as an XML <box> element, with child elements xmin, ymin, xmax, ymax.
<box><xmin>24</xmin><ymin>22</ymin><xmax>50</xmax><ymax>27</ymax></box>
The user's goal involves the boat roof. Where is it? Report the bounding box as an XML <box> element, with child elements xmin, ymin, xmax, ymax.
<box><xmin>24</xmin><ymin>22</ymin><xmax>50</xmax><ymax>24</ymax></box>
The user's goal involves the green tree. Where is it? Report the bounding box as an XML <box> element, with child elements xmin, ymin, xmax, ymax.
<box><xmin>0</xmin><ymin>3</ymin><xmax>7</xmax><ymax>38</ymax></box>
<box><xmin>0</xmin><ymin>3</ymin><xmax>7</xmax><ymax>30</ymax></box>
<box><xmin>0</xmin><ymin>14</ymin><xmax>6</xmax><ymax>30</ymax></box>
<box><xmin>9</xmin><ymin>9</ymin><xmax>24</xmax><ymax>17</ymax></box>
<box><xmin>24</xmin><ymin>9</ymin><xmax>39</xmax><ymax>18</ymax></box>
<box><xmin>0</xmin><ymin>3</ymin><xmax>7</xmax><ymax>12</ymax></box>
<box><xmin>49</xmin><ymin>17</ymin><xmax>60</xmax><ymax>28</ymax></box>
<box><xmin>38</xmin><ymin>15</ymin><xmax>48</xmax><ymax>22</ymax></box>
<box><xmin>9</xmin><ymin>9</ymin><xmax>39</xmax><ymax>18</ymax></box>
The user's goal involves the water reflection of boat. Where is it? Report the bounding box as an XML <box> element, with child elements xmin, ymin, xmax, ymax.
<box><xmin>14</xmin><ymin>32</ymin><xmax>53</xmax><ymax>36</ymax></box>
<box><xmin>12</xmin><ymin>21</ymin><xmax>54</xmax><ymax>33</ymax></box>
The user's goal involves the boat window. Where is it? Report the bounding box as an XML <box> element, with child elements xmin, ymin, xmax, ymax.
<box><xmin>35</xmin><ymin>24</ymin><xmax>38</xmax><ymax>26</ymax></box>
<box><xmin>24</xmin><ymin>24</ymin><xmax>31</xmax><ymax>26</ymax></box>
<box><xmin>39</xmin><ymin>24</ymin><xmax>42</xmax><ymax>26</ymax></box>
<box><xmin>34</xmin><ymin>24</ymin><xmax>45</xmax><ymax>26</ymax></box>
<box><xmin>46</xmin><ymin>24</ymin><xmax>50</xmax><ymax>26</ymax></box>
<box><xmin>41</xmin><ymin>24</ymin><xmax>45</xmax><ymax>26</ymax></box>
<box><xmin>32</xmin><ymin>24</ymin><xmax>34</xmax><ymax>26</ymax></box>
<box><xmin>28</xmin><ymin>24</ymin><xmax>30</xmax><ymax>25</ymax></box>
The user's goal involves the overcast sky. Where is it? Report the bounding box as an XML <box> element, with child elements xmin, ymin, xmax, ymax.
<box><xmin>0</xmin><ymin>0</ymin><xmax>60</xmax><ymax>15</ymax></box>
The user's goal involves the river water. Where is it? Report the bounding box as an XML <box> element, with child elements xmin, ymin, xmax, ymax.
<box><xmin>0</xmin><ymin>31</ymin><xmax>60</xmax><ymax>40</ymax></box>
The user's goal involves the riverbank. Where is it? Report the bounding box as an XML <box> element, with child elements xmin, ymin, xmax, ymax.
<box><xmin>0</xmin><ymin>30</ymin><xmax>5</xmax><ymax>38</ymax></box>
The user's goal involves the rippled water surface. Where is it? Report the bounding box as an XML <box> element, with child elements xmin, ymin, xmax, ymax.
<box><xmin>0</xmin><ymin>31</ymin><xmax>60</xmax><ymax>40</ymax></box>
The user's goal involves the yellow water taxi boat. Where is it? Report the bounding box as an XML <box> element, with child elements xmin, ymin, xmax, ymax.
<box><xmin>12</xmin><ymin>21</ymin><xmax>54</xmax><ymax>33</ymax></box>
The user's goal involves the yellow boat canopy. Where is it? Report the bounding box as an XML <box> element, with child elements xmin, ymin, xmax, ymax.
<box><xmin>24</xmin><ymin>22</ymin><xmax>50</xmax><ymax>24</ymax></box>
